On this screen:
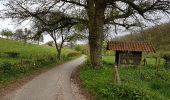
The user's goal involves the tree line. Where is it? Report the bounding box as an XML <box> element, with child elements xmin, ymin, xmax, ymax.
<box><xmin>0</xmin><ymin>28</ymin><xmax>44</xmax><ymax>44</ymax></box>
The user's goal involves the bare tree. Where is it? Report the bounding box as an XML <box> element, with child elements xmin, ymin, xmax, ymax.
<box><xmin>33</xmin><ymin>12</ymin><xmax>79</xmax><ymax>59</ymax></box>
<box><xmin>14</xmin><ymin>29</ymin><xmax>23</xmax><ymax>41</ymax></box>
<box><xmin>22</xmin><ymin>28</ymin><xmax>32</xmax><ymax>44</ymax></box>
<box><xmin>2</xmin><ymin>0</ymin><xmax>170</xmax><ymax>68</ymax></box>
<box><xmin>13</xmin><ymin>28</ymin><xmax>33</xmax><ymax>43</ymax></box>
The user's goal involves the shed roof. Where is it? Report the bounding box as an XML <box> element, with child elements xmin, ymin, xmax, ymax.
<box><xmin>107</xmin><ymin>41</ymin><xmax>156</xmax><ymax>52</ymax></box>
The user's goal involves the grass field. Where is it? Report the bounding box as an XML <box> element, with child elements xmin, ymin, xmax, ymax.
<box><xmin>80</xmin><ymin>56</ymin><xmax>170</xmax><ymax>100</ymax></box>
<box><xmin>0</xmin><ymin>39</ymin><xmax>74</xmax><ymax>63</ymax></box>
<box><xmin>0</xmin><ymin>38</ymin><xmax>80</xmax><ymax>87</ymax></box>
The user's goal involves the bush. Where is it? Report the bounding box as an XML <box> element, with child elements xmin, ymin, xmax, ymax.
<box><xmin>1</xmin><ymin>62</ymin><xmax>13</xmax><ymax>74</ymax></box>
<box><xmin>67</xmin><ymin>51</ymin><xmax>80</xmax><ymax>57</ymax></box>
<box><xmin>74</xmin><ymin>45</ymin><xmax>86</xmax><ymax>54</ymax></box>
<box><xmin>162</xmin><ymin>53</ymin><xmax>170</xmax><ymax>68</ymax></box>
<box><xmin>103</xmin><ymin>50</ymin><xmax>115</xmax><ymax>56</ymax></box>
<box><xmin>48</xmin><ymin>56</ymin><xmax>56</xmax><ymax>62</ymax></box>
<box><xmin>163</xmin><ymin>54</ymin><xmax>170</xmax><ymax>62</ymax></box>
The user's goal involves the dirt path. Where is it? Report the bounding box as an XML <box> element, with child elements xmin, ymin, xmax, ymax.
<box><xmin>2</xmin><ymin>55</ymin><xmax>86</xmax><ymax>100</ymax></box>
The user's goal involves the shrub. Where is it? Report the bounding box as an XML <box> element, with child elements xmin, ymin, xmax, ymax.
<box><xmin>103</xmin><ymin>50</ymin><xmax>115</xmax><ymax>56</ymax></box>
<box><xmin>60</xmin><ymin>54</ymin><xmax>68</xmax><ymax>61</ymax></box>
<box><xmin>74</xmin><ymin>45</ymin><xmax>86</xmax><ymax>54</ymax></box>
<box><xmin>48</xmin><ymin>56</ymin><xmax>56</xmax><ymax>62</ymax></box>
<box><xmin>67</xmin><ymin>51</ymin><xmax>80</xmax><ymax>57</ymax></box>
<box><xmin>36</xmin><ymin>58</ymin><xmax>46</xmax><ymax>66</ymax></box>
<box><xmin>162</xmin><ymin>53</ymin><xmax>170</xmax><ymax>68</ymax></box>
<box><xmin>1</xmin><ymin>62</ymin><xmax>13</xmax><ymax>74</ymax></box>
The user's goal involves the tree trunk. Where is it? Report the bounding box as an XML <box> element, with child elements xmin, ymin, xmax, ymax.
<box><xmin>57</xmin><ymin>49</ymin><xmax>61</xmax><ymax>60</ymax></box>
<box><xmin>38</xmin><ymin>40</ymin><xmax>40</xmax><ymax>45</ymax></box>
<box><xmin>87</xmin><ymin>0</ymin><xmax>106</xmax><ymax>69</ymax></box>
<box><xmin>53</xmin><ymin>40</ymin><xmax>61</xmax><ymax>60</ymax></box>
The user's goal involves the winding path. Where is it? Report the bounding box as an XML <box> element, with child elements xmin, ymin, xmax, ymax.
<box><xmin>3</xmin><ymin>55</ymin><xmax>86</xmax><ymax>100</ymax></box>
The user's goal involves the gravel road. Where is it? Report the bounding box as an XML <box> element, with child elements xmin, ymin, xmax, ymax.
<box><xmin>3</xmin><ymin>55</ymin><xmax>86</xmax><ymax>100</ymax></box>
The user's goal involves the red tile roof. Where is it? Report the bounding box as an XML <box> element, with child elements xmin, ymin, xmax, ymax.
<box><xmin>107</xmin><ymin>41</ymin><xmax>155</xmax><ymax>52</ymax></box>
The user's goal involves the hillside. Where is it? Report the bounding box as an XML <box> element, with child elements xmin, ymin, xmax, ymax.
<box><xmin>119</xmin><ymin>22</ymin><xmax>170</xmax><ymax>51</ymax></box>
<box><xmin>0</xmin><ymin>38</ymin><xmax>78</xmax><ymax>87</ymax></box>
<box><xmin>0</xmin><ymin>38</ymin><xmax>74</xmax><ymax>63</ymax></box>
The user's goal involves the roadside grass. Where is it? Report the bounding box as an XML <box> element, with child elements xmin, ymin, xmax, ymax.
<box><xmin>0</xmin><ymin>38</ymin><xmax>81</xmax><ymax>87</ymax></box>
<box><xmin>80</xmin><ymin>56</ymin><xmax>170</xmax><ymax>100</ymax></box>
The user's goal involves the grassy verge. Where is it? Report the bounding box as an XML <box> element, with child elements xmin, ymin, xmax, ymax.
<box><xmin>0</xmin><ymin>55</ymin><xmax>80</xmax><ymax>87</ymax></box>
<box><xmin>80</xmin><ymin>56</ymin><xmax>170</xmax><ymax>100</ymax></box>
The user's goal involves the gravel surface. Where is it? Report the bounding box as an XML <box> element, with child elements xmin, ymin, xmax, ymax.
<box><xmin>71</xmin><ymin>79</ymin><xmax>87</xmax><ymax>100</ymax></box>
<box><xmin>2</xmin><ymin>55</ymin><xmax>86</xmax><ymax>100</ymax></box>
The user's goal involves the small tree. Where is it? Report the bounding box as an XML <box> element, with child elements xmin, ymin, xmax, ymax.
<box><xmin>14</xmin><ymin>28</ymin><xmax>33</xmax><ymax>43</ymax></box>
<box><xmin>1</xmin><ymin>29</ymin><xmax>13</xmax><ymax>39</ymax></box>
<box><xmin>46</xmin><ymin>41</ymin><xmax>54</xmax><ymax>47</ymax></box>
<box><xmin>33</xmin><ymin>34</ymin><xmax>44</xmax><ymax>45</ymax></box>
<box><xmin>14</xmin><ymin>29</ymin><xmax>23</xmax><ymax>41</ymax></box>
<box><xmin>22</xmin><ymin>28</ymin><xmax>32</xmax><ymax>44</ymax></box>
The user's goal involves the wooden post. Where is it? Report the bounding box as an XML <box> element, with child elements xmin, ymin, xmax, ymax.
<box><xmin>143</xmin><ymin>58</ymin><xmax>147</xmax><ymax>66</ymax></box>
<box><xmin>113</xmin><ymin>52</ymin><xmax>121</xmax><ymax>84</ymax></box>
<box><xmin>114</xmin><ymin>65</ymin><xmax>121</xmax><ymax>84</ymax></box>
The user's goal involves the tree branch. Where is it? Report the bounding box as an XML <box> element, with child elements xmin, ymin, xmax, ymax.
<box><xmin>60</xmin><ymin>0</ymin><xmax>87</xmax><ymax>8</ymax></box>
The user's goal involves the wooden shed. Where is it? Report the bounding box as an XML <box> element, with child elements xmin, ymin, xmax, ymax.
<box><xmin>107</xmin><ymin>41</ymin><xmax>156</xmax><ymax>66</ymax></box>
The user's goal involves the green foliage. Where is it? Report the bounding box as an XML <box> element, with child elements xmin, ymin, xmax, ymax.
<box><xmin>80</xmin><ymin>56</ymin><xmax>170</xmax><ymax>100</ymax></box>
<box><xmin>74</xmin><ymin>45</ymin><xmax>83</xmax><ymax>52</ymax></box>
<box><xmin>74</xmin><ymin>45</ymin><xmax>87</xmax><ymax>54</ymax></box>
<box><xmin>1</xmin><ymin>29</ymin><xmax>13</xmax><ymax>39</ymax></box>
<box><xmin>67</xmin><ymin>51</ymin><xmax>81</xmax><ymax>57</ymax></box>
<box><xmin>103</xmin><ymin>50</ymin><xmax>115</xmax><ymax>56</ymax></box>
<box><xmin>162</xmin><ymin>53</ymin><xmax>170</xmax><ymax>68</ymax></box>
<box><xmin>0</xmin><ymin>62</ymin><xmax>13</xmax><ymax>74</ymax></box>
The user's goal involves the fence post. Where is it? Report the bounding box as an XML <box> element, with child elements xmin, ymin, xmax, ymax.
<box><xmin>113</xmin><ymin>65</ymin><xmax>121</xmax><ymax>85</ymax></box>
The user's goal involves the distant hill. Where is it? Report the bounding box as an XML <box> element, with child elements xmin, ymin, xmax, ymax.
<box><xmin>118</xmin><ymin>23</ymin><xmax>170</xmax><ymax>51</ymax></box>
